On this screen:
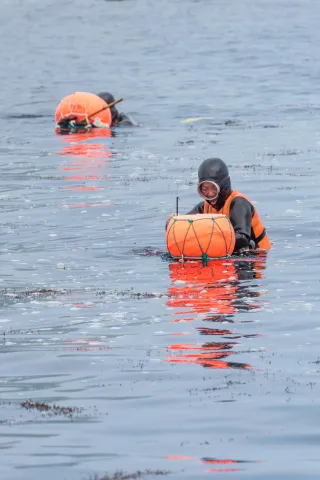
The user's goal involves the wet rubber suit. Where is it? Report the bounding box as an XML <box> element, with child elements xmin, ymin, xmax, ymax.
<box><xmin>97</xmin><ymin>92</ymin><xmax>137</xmax><ymax>127</ymax></box>
<box><xmin>188</xmin><ymin>158</ymin><xmax>256</xmax><ymax>252</ymax></box>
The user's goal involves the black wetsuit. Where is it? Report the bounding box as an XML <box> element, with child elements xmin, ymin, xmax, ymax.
<box><xmin>114</xmin><ymin>112</ymin><xmax>136</xmax><ymax>126</ymax></box>
<box><xmin>97</xmin><ymin>92</ymin><xmax>137</xmax><ymax>127</ymax></box>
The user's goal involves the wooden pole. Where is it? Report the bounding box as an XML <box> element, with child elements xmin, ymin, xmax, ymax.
<box><xmin>78</xmin><ymin>98</ymin><xmax>124</xmax><ymax>124</ymax></box>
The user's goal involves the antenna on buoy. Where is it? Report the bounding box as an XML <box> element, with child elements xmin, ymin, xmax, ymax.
<box><xmin>176</xmin><ymin>196</ymin><xmax>180</xmax><ymax>216</ymax></box>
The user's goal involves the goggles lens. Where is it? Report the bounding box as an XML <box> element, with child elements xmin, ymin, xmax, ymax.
<box><xmin>197</xmin><ymin>181</ymin><xmax>220</xmax><ymax>201</ymax></box>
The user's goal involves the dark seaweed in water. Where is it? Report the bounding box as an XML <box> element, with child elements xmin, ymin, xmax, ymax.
<box><xmin>132</xmin><ymin>247</ymin><xmax>164</xmax><ymax>257</ymax></box>
<box><xmin>20</xmin><ymin>400</ymin><xmax>83</xmax><ymax>418</ymax></box>
<box><xmin>0</xmin><ymin>288</ymin><xmax>68</xmax><ymax>300</ymax></box>
<box><xmin>264</xmin><ymin>149</ymin><xmax>301</xmax><ymax>156</ymax></box>
<box><xmin>3</xmin><ymin>328</ymin><xmax>47</xmax><ymax>335</ymax></box>
<box><xmin>0</xmin><ymin>288</ymin><xmax>69</xmax><ymax>308</ymax></box>
<box><xmin>89</xmin><ymin>470</ymin><xmax>171</xmax><ymax>480</ymax></box>
<box><xmin>96</xmin><ymin>288</ymin><xmax>167</xmax><ymax>299</ymax></box>
<box><xmin>4</xmin><ymin>114</ymin><xmax>51</xmax><ymax>119</ymax></box>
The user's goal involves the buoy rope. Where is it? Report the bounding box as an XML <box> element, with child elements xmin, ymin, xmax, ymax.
<box><xmin>213</xmin><ymin>217</ymin><xmax>230</xmax><ymax>257</ymax></box>
<box><xmin>167</xmin><ymin>216</ymin><xmax>233</xmax><ymax>263</ymax></box>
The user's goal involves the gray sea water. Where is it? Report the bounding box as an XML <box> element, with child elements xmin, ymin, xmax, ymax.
<box><xmin>1</xmin><ymin>0</ymin><xmax>320</xmax><ymax>479</ymax></box>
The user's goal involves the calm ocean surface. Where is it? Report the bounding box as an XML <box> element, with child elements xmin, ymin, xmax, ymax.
<box><xmin>1</xmin><ymin>0</ymin><xmax>320</xmax><ymax>478</ymax></box>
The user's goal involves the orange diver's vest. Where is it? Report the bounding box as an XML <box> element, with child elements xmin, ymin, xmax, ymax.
<box><xmin>203</xmin><ymin>190</ymin><xmax>271</xmax><ymax>250</ymax></box>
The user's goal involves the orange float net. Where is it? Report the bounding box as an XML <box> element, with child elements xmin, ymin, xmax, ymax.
<box><xmin>55</xmin><ymin>92</ymin><xmax>112</xmax><ymax>134</ymax></box>
<box><xmin>166</xmin><ymin>214</ymin><xmax>235</xmax><ymax>263</ymax></box>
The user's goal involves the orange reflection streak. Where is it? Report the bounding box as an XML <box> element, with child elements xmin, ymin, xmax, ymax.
<box><xmin>167</xmin><ymin>342</ymin><xmax>238</xmax><ymax>351</ymax></box>
<box><xmin>60</xmin><ymin>164</ymin><xmax>109</xmax><ymax>170</ymax></box>
<box><xmin>64</xmin><ymin>175</ymin><xmax>109</xmax><ymax>181</ymax></box>
<box><xmin>168</xmin><ymin>260</ymin><xmax>238</xmax><ymax>316</ymax></box>
<box><xmin>202</xmin><ymin>456</ymin><xmax>262</xmax><ymax>473</ymax></box>
<box><xmin>65</xmin><ymin>337</ymin><xmax>109</xmax><ymax>352</ymax></box>
<box><xmin>165</xmin><ymin>455</ymin><xmax>262</xmax><ymax>474</ymax></box>
<box><xmin>197</xmin><ymin>327</ymin><xmax>233</xmax><ymax>335</ymax></box>
<box><xmin>60</xmin><ymin>186</ymin><xmax>102</xmax><ymax>191</ymax></box>
<box><xmin>57</xmin><ymin>129</ymin><xmax>113</xmax><ymax>161</ymax></box>
<box><xmin>171</xmin><ymin>317</ymin><xmax>195</xmax><ymax>323</ymax></box>
<box><xmin>59</xmin><ymin>143</ymin><xmax>112</xmax><ymax>159</ymax></box>
<box><xmin>167</xmin><ymin>357</ymin><xmax>249</xmax><ymax>370</ymax></box>
<box><xmin>202</xmin><ymin>458</ymin><xmax>243</xmax><ymax>465</ymax></box>
<box><xmin>166</xmin><ymin>257</ymin><xmax>267</xmax><ymax>370</ymax></box>
<box><xmin>165</xmin><ymin>456</ymin><xmax>194</xmax><ymax>461</ymax></box>
<box><xmin>171</xmin><ymin>332</ymin><xmax>191</xmax><ymax>336</ymax></box>
<box><xmin>61</xmin><ymin>202</ymin><xmax>113</xmax><ymax>208</ymax></box>
<box><xmin>56</xmin><ymin>129</ymin><xmax>114</xmax><ymax>208</ymax></box>
<box><xmin>204</xmin><ymin>468</ymin><xmax>242</xmax><ymax>473</ymax></box>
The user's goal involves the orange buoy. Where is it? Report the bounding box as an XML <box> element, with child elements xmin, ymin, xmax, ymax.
<box><xmin>166</xmin><ymin>214</ymin><xmax>235</xmax><ymax>259</ymax></box>
<box><xmin>55</xmin><ymin>92</ymin><xmax>112</xmax><ymax>128</ymax></box>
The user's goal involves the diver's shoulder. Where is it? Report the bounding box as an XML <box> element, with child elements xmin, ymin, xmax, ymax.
<box><xmin>230</xmin><ymin>193</ymin><xmax>254</xmax><ymax>212</ymax></box>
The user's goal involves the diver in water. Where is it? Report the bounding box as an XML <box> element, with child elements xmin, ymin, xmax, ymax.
<box><xmin>97</xmin><ymin>92</ymin><xmax>137</xmax><ymax>127</ymax></box>
<box><xmin>168</xmin><ymin>157</ymin><xmax>271</xmax><ymax>254</ymax></box>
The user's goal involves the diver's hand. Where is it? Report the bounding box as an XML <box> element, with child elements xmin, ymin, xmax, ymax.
<box><xmin>237</xmin><ymin>246</ymin><xmax>250</xmax><ymax>255</ymax></box>
<box><xmin>165</xmin><ymin>213</ymin><xmax>176</xmax><ymax>230</ymax></box>
<box><xmin>237</xmin><ymin>241</ymin><xmax>256</xmax><ymax>256</ymax></box>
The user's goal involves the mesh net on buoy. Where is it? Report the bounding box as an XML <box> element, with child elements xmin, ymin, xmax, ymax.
<box><xmin>55</xmin><ymin>92</ymin><xmax>112</xmax><ymax>133</ymax></box>
<box><xmin>166</xmin><ymin>214</ymin><xmax>235</xmax><ymax>263</ymax></box>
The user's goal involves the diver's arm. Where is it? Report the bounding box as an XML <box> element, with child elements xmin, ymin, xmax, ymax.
<box><xmin>187</xmin><ymin>201</ymin><xmax>205</xmax><ymax>214</ymax></box>
<box><xmin>229</xmin><ymin>197</ymin><xmax>254</xmax><ymax>251</ymax></box>
<box><xmin>116</xmin><ymin>112</ymin><xmax>138</xmax><ymax>127</ymax></box>
<box><xmin>166</xmin><ymin>201</ymin><xmax>204</xmax><ymax>230</ymax></box>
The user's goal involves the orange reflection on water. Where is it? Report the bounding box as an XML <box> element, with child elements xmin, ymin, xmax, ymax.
<box><xmin>171</xmin><ymin>317</ymin><xmax>195</xmax><ymax>323</ymax></box>
<box><xmin>64</xmin><ymin>175</ymin><xmax>109</xmax><ymax>181</ymax></box>
<box><xmin>168</xmin><ymin>260</ymin><xmax>238</xmax><ymax>316</ymax></box>
<box><xmin>56</xmin><ymin>129</ymin><xmax>114</xmax><ymax>208</ymax></box>
<box><xmin>165</xmin><ymin>456</ymin><xmax>193</xmax><ymax>461</ymax></box>
<box><xmin>204</xmin><ymin>468</ymin><xmax>242</xmax><ymax>473</ymax></box>
<box><xmin>59</xmin><ymin>144</ymin><xmax>112</xmax><ymax>159</ymax></box>
<box><xmin>61</xmin><ymin>202</ymin><xmax>113</xmax><ymax>208</ymax></box>
<box><xmin>165</xmin><ymin>455</ymin><xmax>261</xmax><ymax>474</ymax></box>
<box><xmin>57</xmin><ymin>129</ymin><xmax>113</xmax><ymax>162</ymax></box>
<box><xmin>166</xmin><ymin>350</ymin><xmax>250</xmax><ymax>370</ymax></box>
<box><xmin>60</xmin><ymin>185</ymin><xmax>102</xmax><ymax>192</ymax></box>
<box><xmin>60</xmin><ymin>158</ymin><xmax>111</xmax><ymax>171</ymax></box>
<box><xmin>202</xmin><ymin>456</ymin><xmax>260</xmax><ymax>473</ymax></box>
<box><xmin>166</xmin><ymin>341</ymin><xmax>242</xmax><ymax>369</ymax></box>
<box><xmin>65</xmin><ymin>338</ymin><xmax>109</xmax><ymax>352</ymax></box>
<box><xmin>171</xmin><ymin>332</ymin><xmax>191</xmax><ymax>336</ymax></box>
<box><xmin>166</xmin><ymin>257</ymin><xmax>267</xmax><ymax>370</ymax></box>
